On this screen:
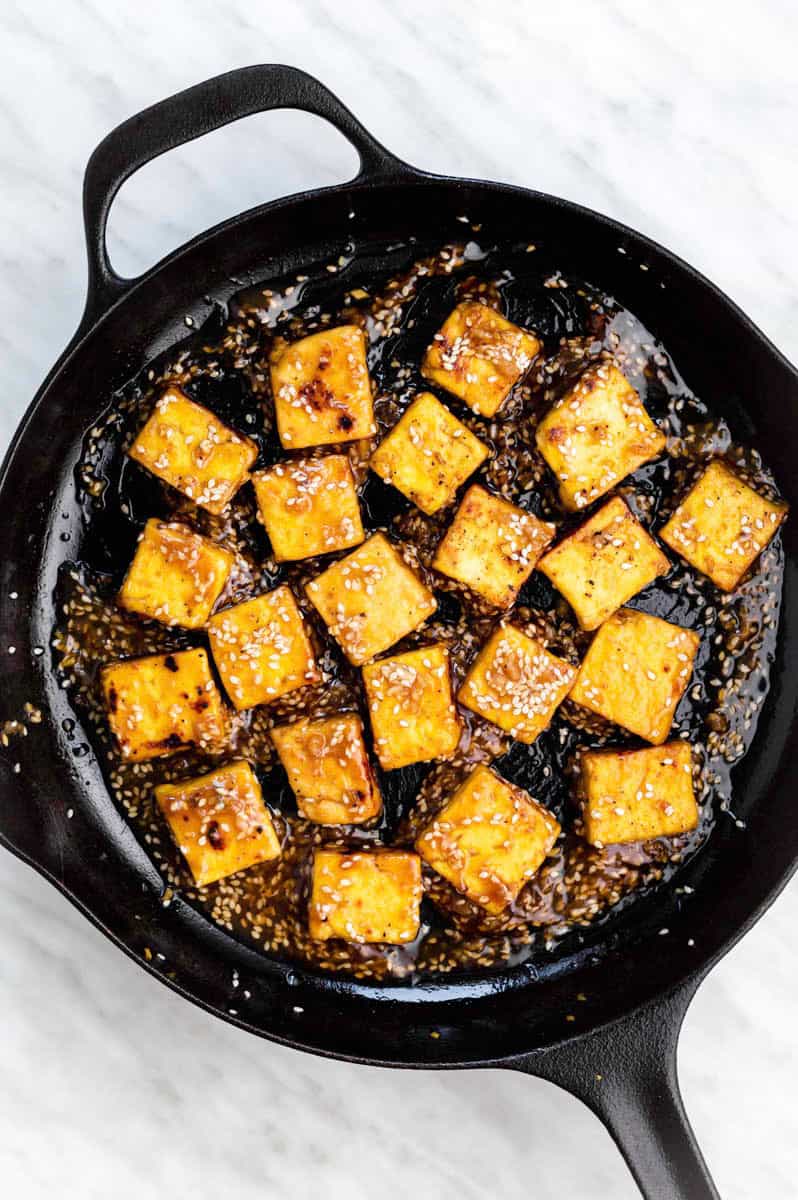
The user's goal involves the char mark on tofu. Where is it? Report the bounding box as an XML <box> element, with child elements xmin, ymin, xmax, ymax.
<box><xmin>299</xmin><ymin>377</ymin><xmax>335</xmax><ymax>412</ymax></box>
<box><xmin>270</xmin><ymin>325</ymin><xmax>376</xmax><ymax>449</ymax></box>
<box><xmin>101</xmin><ymin>647</ymin><xmax>226</xmax><ymax>761</ymax></box>
<box><xmin>155</xmin><ymin>761</ymin><xmax>280</xmax><ymax>887</ymax></box>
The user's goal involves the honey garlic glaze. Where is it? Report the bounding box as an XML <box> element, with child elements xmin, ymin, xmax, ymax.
<box><xmin>53</xmin><ymin>239</ymin><xmax>786</xmax><ymax>981</ymax></box>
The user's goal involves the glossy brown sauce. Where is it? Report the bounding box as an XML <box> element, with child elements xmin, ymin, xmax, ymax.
<box><xmin>53</xmin><ymin>240</ymin><xmax>786</xmax><ymax>980</ymax></box>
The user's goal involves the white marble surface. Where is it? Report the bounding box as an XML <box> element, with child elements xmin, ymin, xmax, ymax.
<box><xmin>1</xmin><ymin>2</ymin><xmax>797</xmax><ymax>1197</ymax></box>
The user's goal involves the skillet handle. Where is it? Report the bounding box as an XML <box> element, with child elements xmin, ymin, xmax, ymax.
<box><xmin>512</xmin><ymin>983</ymin><xmax>720</xmax><ymax>1199</ymax></box>
<box><xmin>80</xmin><ymin>64</ymin><xmax>418</xmax><ymax>328</ymax></box>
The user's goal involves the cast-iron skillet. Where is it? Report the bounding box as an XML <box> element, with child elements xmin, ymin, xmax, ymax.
<box><xmin>1</xmin><ymin>65</ymin><xmax>796</xmax><ymax>1200</ymax></box>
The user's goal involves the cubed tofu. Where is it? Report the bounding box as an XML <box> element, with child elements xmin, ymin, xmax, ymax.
<box><xmin>580</xmin><ymin>741</ymin><xmax>698</xmax><ymax>846</ymax></box>
<box><xmin>101</xmin><ymin>647</ymin><xmax>226</xmax><ymax>761</ymax></box>
<box><xmin>305</xmin><ymin>533</ymin><xmax>436</xmax><ymax>666</ymax></box>
<box><xmin>118</xmin><ymin>519</ymin><xmax>234</xmax><ymax>629</ymax></box>
<box><xmin>363</xmin><ymin>644</ymin><xmax>461</xmax><ymax>770</ymax></box>
<box><xmin>252</xmin><ymin>454</ymin><xmax>364</xmax><ymax>561</ymax></box>
<box><xmin>207</xmin><ymin>585</ymin><xmax>320</xmax><ymax>710</ymax></box>
<box><xmin>270</xmin><ymin>325</ymin><xmax>376</xmax><ymax>449</ymax></box>
<box><xmin>271</xmin><ymin>714</ymin><xmax>381</xmax><ymax>825</ymax></box>
<box><xmin>659</xmin><ymin>459</ymin><xmax>788</xmax><ymax>592</ymax></box>
<box><xmin>155</xmin><ymin>761</ymin><xmax>280</xmax><ymax>887</ymax></box>
<box><xmin>458</xmin><ymin>624</ymin><xmax>576</xmax><ymax>744</ymax></box>
<box><xmin>416</xmin><ymin>764</ymin><xmax>560</xmax><ymax>914</ymax></box>
<box><xmin>537</xmin><ymin>496</ymin><xmax>669</xmax><ymax>631</ymax></box>
<box><xmin>570</xmin><ymin>609</ymin><xmax>699</xmax><ymax>744</ymax></box>
<box><xmin>536</xmin><ymin>362</ymin><xmax>666</xmax><ymax>512</ymax></box>
<box><xmin>369</xmin><ymin>392</ymin><xmax>489</xmax><ymax>514</ymax></box>
<box><xmin>309</xmin><ymin>849</ymin><xmax>422</xmax><ymax>944</ymax></box>
<box><xmin>422</xmin><ymin>302</ymin><xmax>541</xmax><ymax>417</ymax></box>
<box><xmin>432</xmin><ymin>484</ymin><xmax>555</xmax><ymax>608</ymax></box>
<box><xmin>128</xmin><ymin>387</ymin><xmax>257</xmax><ymax>514</ymax></box>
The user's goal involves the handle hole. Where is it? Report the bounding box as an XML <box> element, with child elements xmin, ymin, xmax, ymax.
<box><xmin>105</xmin><ymin>109</ymin><xmax>360</xmax><ymax>279</ymax></box>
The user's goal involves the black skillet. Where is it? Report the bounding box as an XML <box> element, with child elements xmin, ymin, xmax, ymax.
<box><xmin>1</xmin><ymin>65</ymin><xmax>796</xmax><ymax>1200</ymax></box>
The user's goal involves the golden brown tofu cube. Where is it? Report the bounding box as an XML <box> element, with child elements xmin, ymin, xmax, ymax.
<box><xmin>305</xmin><ymin>533</ymin><xmax>436</xmax><ymax>666</ymax></box>
<box><xmin>536</xmin><ymin>362</ymin><xmax>666</xmax><ymax>512</ymax></box>
<box><xmin>252</xmin><ymin>454</ymin><xmax>364</xmax><ymax>561</ymax></box>
<box><xmin>369</xmin><ymin>392</ymin><xmax>489</xmax><ymax>515</ymax></box>
<box><xmin>363</xmin><ymin>644</ymin><xmax>461</xmax><ymax>770</ymax></box>
<box><xmin>207</xmin><ymin>585</ymin><xmax>320</xmax><ymax>711</ymax></box>
<box><xmin>101</xmin><ymin>648</ymin><xmax>226</xmax><ymax>761</ymax></box>
<box><xmin>271</xmin><ymin>714</ymin><xmax>381</xmax><ymax>825</ymax></box>
<box><xmin>580</xmin><ymin>741</ymin><xmax>698</xmax><ymax>847</ymax></box>
<box><xmin>458</xmin><ymin>624</ymin><xmax>576</xmax><ymax>744</ymax></box>
<box><xmin>416</xmin><ymin>764</ymin><xmax>560</xmax><ymax>914</ymax></box>
<box><xmin>537</xmin><ymin>496</ymin><xmax>669</xmax><ymax>631</ymax></box>
<box><xmin>570</xmin><ymin>609</ymin><xmax>699</xmax><ymax>744</ymax></box>
<box><xmin>270</xmin><ymin>325</ymin><xmax>376</xmax><ymax>449</ymax></box>
<box><xmin>155</xmin><ymin>761</ymin><xmax>280</xmax><ymax>887</ymax></box>
<box><xmin>118</xmin><ymin>519</ymin><xmax>234</xmax><ymax>629</ymax></box>
<box><xmin>129</xmin><ymin>387</ymin><xmax>257</xmax><ymax>514</ymax></box>
<box><xmin>432</xmin><ymin>484</ymin><xmax>555</xmax><ymax>608</ymax></box>
<box><xmin>422</xmin><ymin>302</ymin><xmax>541</xmax><ymax>418</ymax></box>
<box><xmin>659</xmin><ymin>459</ymin><xmax>788</xmax><ymax>592</ymax></box>
<box><xmin>309</xmin><ymin>849</ymin><xmax>422</xmax><ymax>944</ymax></box>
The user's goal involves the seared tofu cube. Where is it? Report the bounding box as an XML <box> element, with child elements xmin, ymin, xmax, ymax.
<box><xmin>660</xmin><ymin>459</ymin><xmax>788</xmax><ymax>591</ymax></box>
<box><xmin>580</xmin><ymin>741</ymin><xmax>698</xmax><ymax>846</ymax></box>
<box><xmin>536</xmin><ymin>362</ymin><xmax>666</xmax><ymax>511</ymax></box>
<box><xmin>416</xmin><ymin>764</ymin><xmax>560</xmax><ymax>914</ymax></box>
<box><xmin>537</xmin><ymin>496</ymin><xmax>669</xmax><ymax>631</ymax></box>
<box><xmin>271</xmin><ymin>714</ymin><xmax>381</xmax><ymax>825</ymax></box>
<box><xmin>305</xmin><ymin>533</ymin><xmax>436</xmax><ymax>666</ymax></box>
<box><xmin>458</xmin><ymin>624</ymin><xmax>576</xmax><ymax>744</ymax></box>
<box><xmin>155</xmin><ymin>761</ymin><xmax>280</xmax><ymax>887</ymax></box>
<box><xmin>207</xmin><ymin>585</ymin><xmax>320</xmax><ymax>710</ymax></box>
<box><xmin>432</xmin><ymin>484</ymin><xmax>555</xmax><ymax>608</ymax></box>
<box><xmin>118</xmin><ymin>519</ymin><xmax>234</xmax><ymax>629</ymax></box>
<box><xmin>570</xmin><ymin>609</ymin><xmax>699</xmax><ymax>744</ymax></box>
<box><xmin>309</xmin><ymin>849</ymin><xmax>422</xmax><ymax>944</ymax></box>
<box><xmin>270</xmin><ymin>325</ymin><xmax>376</xmax><ymax>449</ymax></box>
<box><xmin>422</xmin><ymin>302</ymin><xmax>541</xmax><ymax>417</ymax></box>
<box><xmin>363</xmin><ymin>644</ymin><xmax>461</xmax><ymax>770</ymax></box>
<box><xmin>369</xmin><ymin>392</ymin><xmax>489</xmax><ymax>514</ymax></box>
<box><xmin>101</xmin><ymin>647</ymin><xmax>226</xmax><ymax>761</ymax></box>
<box><xmin>129</xmin><ymin>387</ymin><xmax>257</xmax><ymax>514</ymax></box>
<box><xmin>252</xmin><ymin>454</ymin><xmax>364</xmax><ymax>561</ymax></box>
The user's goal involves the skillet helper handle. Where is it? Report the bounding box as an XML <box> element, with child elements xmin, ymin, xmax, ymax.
<box><xmin>513</xmin><ymin>986</ymin><xmax>719</xmax><ymax>1200</ymax></box>
<box><xmin>80</xmin><ymin>64</ymin><xmax>415</xmax><ymax>327</ymax></box>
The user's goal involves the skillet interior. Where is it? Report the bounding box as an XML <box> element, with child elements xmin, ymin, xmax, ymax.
<box><xmin>1</xmin><ymin>177</ymin><xmax>797</xmax><ymax>1065</ymax></box>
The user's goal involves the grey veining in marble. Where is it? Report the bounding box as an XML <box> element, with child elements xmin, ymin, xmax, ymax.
<box><xmin>1</xmin><ymin>2</ymin><xmax>797</xmax><ymax>1197</ymax></box>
